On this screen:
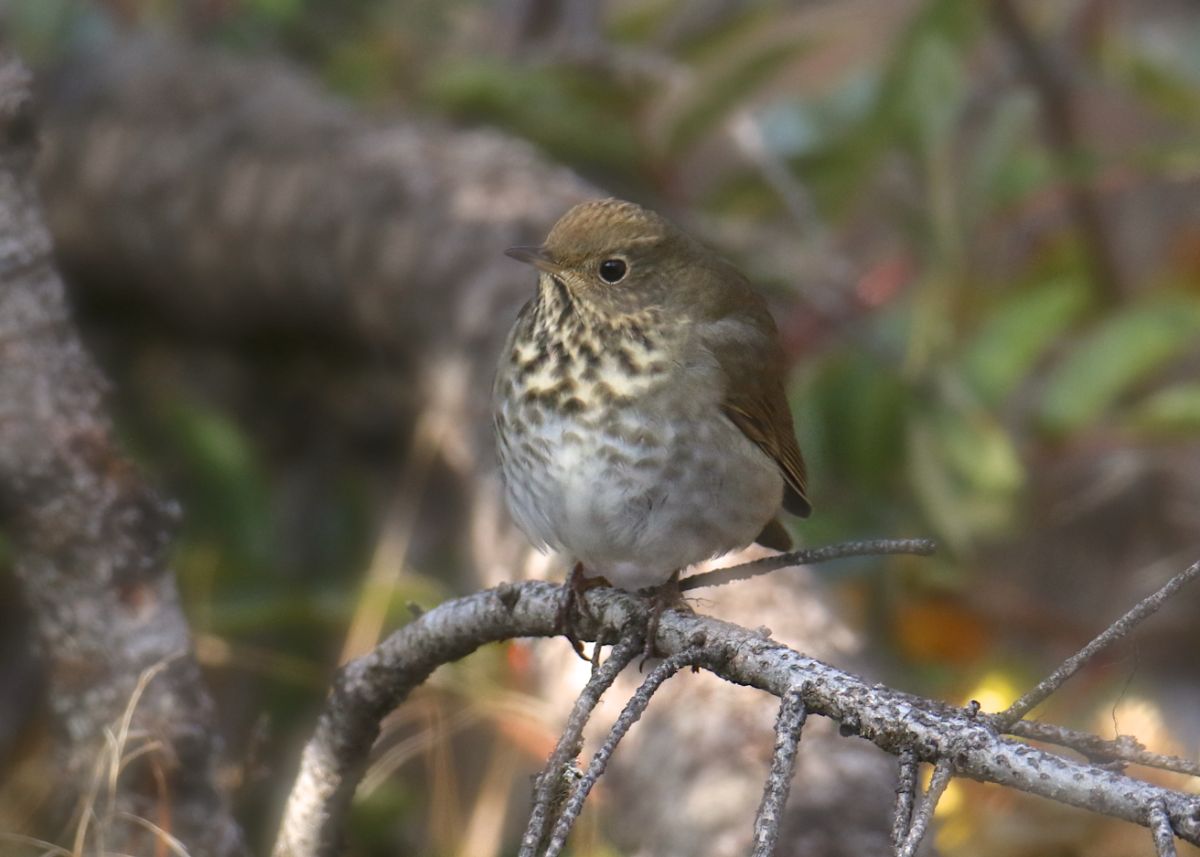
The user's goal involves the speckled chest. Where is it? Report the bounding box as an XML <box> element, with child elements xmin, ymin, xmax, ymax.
<box><xmin>494</xmin><ymin>283</ymin><xmax>676</xmax><ymax>476</ymax></box>
<box><xmin>492</xmin><ymin>279</ymin><xmax>783</xmax><ymax>586</ymax></box>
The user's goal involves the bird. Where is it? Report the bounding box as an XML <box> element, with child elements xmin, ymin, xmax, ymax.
<box><xmin>493</xmin><ymin>198</ymin><xmax>810</xmax><ymax>619</ymax></box>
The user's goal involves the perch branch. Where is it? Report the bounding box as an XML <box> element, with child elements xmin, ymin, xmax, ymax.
<box><xmin>750</xmin><ymin>686</ymin><xmax>809</xmax><ymax>857</ymax></box>
<box><xmin>679</xmin><ymin>538</ymin><xmax>936</xmax><ymax>592</ymax></box>
<box><xmin>274</xmin><ymin>552</ymin><xmax>1200</xmax><ymax>857</ymax></box>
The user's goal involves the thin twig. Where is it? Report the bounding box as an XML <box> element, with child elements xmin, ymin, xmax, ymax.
<box><xmin>890</xmin><ymin>749</ymin><xmax>919</xmax><ymax>852</ymax></box>
<box><xmin>1149</xmin><ymin>798</ymin><xmax>1178</xmax><ymax>857</ymax></box>
<box><xmin>996</xmin><ymin>558</ymin><xmax>1200</xmax><ymax>729</ymax></box>
<box><xmin>897</xmin><ymin>759</ymin><xmax>953</xmax><ymax>857</ymax></box>
<box><xmin>680</xmin><ymin>539</ymin><xmax>937</xmax><ymax>592</ymax></box>
<box><xmin>1007</xmin><ymin>721</ymin><xmax>1200</xmax><ymax>778</ymax></box>
<box><xmin>541</xmin><ymin>648</ymin><xmax>705</xmax><ymax>857</ymax></box>
<box><xmin>518</xmin><ymin>638</ymin><xmax>640</xmax><ymax>857</ymax></box>
<box><xmin>750</xmin><ymin>686</ymin><xmax>809</xmax><ymax>857</ymax></box>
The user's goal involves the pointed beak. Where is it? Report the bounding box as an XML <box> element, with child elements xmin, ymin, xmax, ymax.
<box><xmin>505</xmin><ymin>245</ymin><xmax>563</xmax><ymax>275</ymax></box>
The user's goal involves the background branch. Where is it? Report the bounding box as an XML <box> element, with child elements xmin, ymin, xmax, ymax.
<box><xmin>0</xmin><ymin>57</ymin><xmax>240</xmax><ymax>857</ymax></box>
<box><xmin>996</xmin><ymin>557</ymin><xmax>1200</xmax><ymax>728</ymax></box>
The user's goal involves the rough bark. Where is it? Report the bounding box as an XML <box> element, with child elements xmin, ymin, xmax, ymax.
<box><xmin>0</xmin><ymin>57</ymin><xmax>241</xmax><ymax>857</ymax></box>
<box><xmin>274</xmin><ymin>579</ymin><xmax>1200</xmax><ymax>857</ymax></box>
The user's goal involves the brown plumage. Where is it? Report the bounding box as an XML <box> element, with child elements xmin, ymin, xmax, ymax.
<box><xmin>494</xmin><ymin>198</ymin><xmax>810</xmax><ymax>590</ymax></box>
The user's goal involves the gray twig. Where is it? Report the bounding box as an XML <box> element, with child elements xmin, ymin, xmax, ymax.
<box><xmin>1007</xmin><ymin>721</ymin><xmax>1200</xmax><ymax>778</ymax></box>
<box><xmin>679</xmin><ymin>539</ymin><xmax>936</xmax><ymax>592</ymax></box>
<box><xmin>896</xmin><ymin>759</ymin><xmax>953</xmax><ymax>857</ymax></box>
<box><xmin>750</xmin><ymin>686</ymin><xmax>809</xmax><ymax>857</ymax></box>
<box><xmin>519</xmin><ymin>638</ymin><xmax>640</xmax><ymax>857</ymax></box>
<box><xmin>996</xmin><ymin>558</ymin><xmax>1200</xmax><ymax>729</ymax></box>
<box><xmin>890</xmin><ymin>749</ymin><xmax>919</xmax><ymax>852</ymax></box>
<box><xmin>1149</xmin><ymin>798</ymin><xmax>1178</xmax><ymax>857</ymax></box>
<box><xmin>541</xmin><ymin>649</ymin><xmax>705</xmax><ymax>857</ymax></box>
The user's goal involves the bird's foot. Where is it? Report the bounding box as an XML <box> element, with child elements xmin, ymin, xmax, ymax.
<box><xmin>556</xmin><ymin>562</ymin><xmax>606</xmax><ymax>661</ymax></box>
<box><xmin>639</xmin><ymin>570</ymin><xmax>692</xmax><ymax>669</ymax></box>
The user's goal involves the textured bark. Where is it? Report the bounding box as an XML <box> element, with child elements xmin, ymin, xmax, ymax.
<box><xmin>275</xmin><ymin>580</ymin><xmax>1200</xmax><ymax>857</ymax></box>
<box><xmin>0</xmin><ymin>58</ymin><xmax>241</xmax><ymax>856</ymax></box>
<box><xmin>36</xmin><ymin>37</ymin><xmax>590</xmax><ymax>350</ymax></box>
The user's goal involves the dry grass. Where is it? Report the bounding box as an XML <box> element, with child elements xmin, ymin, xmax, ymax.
<box><xmin>0</xmin><ymin>656</ymin><xmax>190</xmax><ymax>857</ymax></box>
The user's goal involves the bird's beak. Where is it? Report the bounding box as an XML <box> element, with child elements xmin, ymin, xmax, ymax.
<box><xmin>505</xmin><ymin>245</ymin><xmax>564</xmax><ymax>275</ymax></box>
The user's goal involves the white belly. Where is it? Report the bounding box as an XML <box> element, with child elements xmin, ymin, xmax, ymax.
<box><xmin>498</xmin><ymin>396</ymin><xmax>784</xmax><ymax>590</ymax></box>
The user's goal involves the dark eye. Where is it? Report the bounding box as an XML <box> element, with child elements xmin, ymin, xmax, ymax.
<box><xmin>598</xmin><ymin>258</ymin><xmax>628</xmax><ymax>283</ymax></box>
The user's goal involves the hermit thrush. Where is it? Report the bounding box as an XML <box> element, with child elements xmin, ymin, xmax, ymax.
<box><xmin>494</xmin><ymin>198</ymin><xmax>810</xmax><ymax>594</ymax></box>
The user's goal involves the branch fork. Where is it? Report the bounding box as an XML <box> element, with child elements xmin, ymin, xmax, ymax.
<box><xmin>273</xmin><ymin>546</ymin><xmax>1200</xmax><ymax>857</ymax></box>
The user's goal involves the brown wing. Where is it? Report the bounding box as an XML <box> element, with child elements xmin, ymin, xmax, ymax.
<box><xmin>721</xmin><ymin>395</ymin><xmax>812</xmax><ymax>518</ymax></box>
<box><xmin>690</xmin><ymin>254</ymin><xmax>812</xmax><ymax>518</ymax></box>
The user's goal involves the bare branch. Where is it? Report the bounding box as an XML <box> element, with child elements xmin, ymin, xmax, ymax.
<box><xmin>1150</xmin><ymin>798</ymin><xmax>1178</xmax><ymax>857</ymax></box>
<box><xmin>519</xmin><ymin>638</ymin><xmax>640</xmax><ymax>857</ymax></box>
<box><xmin>273</xmin><ymin>582</ymin><xmax>567</xmax><ymax>857</ymax></box>
<box><xmin>896</xmin><ymin>759</ymin><xmax>953</xmax><ymax>857</ymax></box>
<box><xmin>1007</xmin><ymin>721</ymin><xmax>1200</xmax><ymax>778</ymax></box>
<box><xmin>541</xmin><ymin>648</ymin><xmax>707</xmax><ymax>857</ymax></box>
<box><xmin>750</xmin><ymin>686</ymin><xmax>808</xmax><ymax>857</ymax></box>
<box><xmin>679</xmin><ymin>538</ymin><xmax>937</xmax><ymax>592</ymax></box>
<box><xmin>273</xmin><ymin>566</ymin><xmax>1200</xmax><ymax>857</ymax></box>
<box><xmin>890</xmin><ymin>749</ymin><xmax>919</xmax><ymax>852</ymax></box>
<box><xmin>996</xmin><ymin>558</ymin><xmax>1200</xmax><ymax>728</ymax></box>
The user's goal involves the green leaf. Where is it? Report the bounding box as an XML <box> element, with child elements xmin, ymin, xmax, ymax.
<box><xmin>167</xmin><ymin>399</ymin><xmax>272</xmax><ymax>570</ymax></box>
<box><xmin>1113</xmin><ymin>51</ymin><xmax>1200</xmax><ymax>122</ymax></box>
<box><xmin>961</xmin><ymin>276</ymin><xmax>1091</xmax><ymax>405</ymax></box>
<box><xmin>1129</xmin><ymin>383</ymin><xmax>1200</xmax><ymax>434</ymax></box>
<box><xmin>609</xmin><ymin>0</ymin><xmax>677</xmax><ymax>43</ymax></box>
<box><xmin>963</xmin><ymin>91</ymin><xmax>1050</xmax><ymax>221</ymax></box>
<box><xmin>907</xmin><ymin>400</ymin><xmax>1023</xmax><ymax>553</ymax></box>
<box><xmin>899</xmin><ymin>32</ymin><xmax>965</xmax><ymax>158</ymax></box>
<box><xmin>671</xmin><ymin>3</ymin><xmax>781</xmax><ymax>64</ymax></box>
<box><xmin>800</xmin><ymin>350</ymin><xmax>909</xmax><ymax>494</ymax></box>
<box><xmin>664</xmin><ymin>39</ymin><xmax>809</xmax><ymax>156</ymax></box>
<box><xmin>248</xmin><ymin>0</ymin><xmax>305</xmax><ymax>24</ymax></box>
<box><xmin>424</xmin><ymin>59</ymin><xmax>642</xmax><ymax>173</ymax></box>
<box><xmin>1038</xmin><ymin>294</ymin><xmax>1200</xmax><ymax>434</ymax></box>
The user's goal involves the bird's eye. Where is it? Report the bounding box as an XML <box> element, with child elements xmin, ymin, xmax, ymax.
<box><xmin>598</xmin><ymin>258</ymin><xmax>628</xmax><ymax>284</ymax></box>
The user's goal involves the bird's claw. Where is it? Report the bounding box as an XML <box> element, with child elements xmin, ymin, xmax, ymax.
<box><xmin>556</xmin><ymin>562</ymin><xmax>601</xmax><ymax>661</ymax></box>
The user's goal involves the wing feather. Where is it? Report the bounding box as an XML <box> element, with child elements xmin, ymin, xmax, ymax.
<box><xmin>721</xmin><ymin>399</ymin><xmax>811</xmax><ymax>518</ymax></box>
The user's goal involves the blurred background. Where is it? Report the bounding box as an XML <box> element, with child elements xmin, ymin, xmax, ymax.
<box><xmin>2</xmin><ymin>0</ymin><xmax>1199</xmax><ymax>855</ymax></box>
